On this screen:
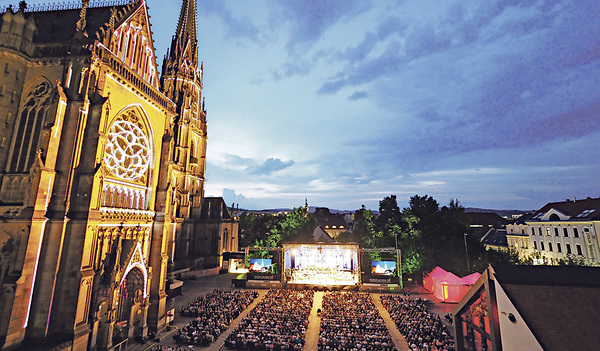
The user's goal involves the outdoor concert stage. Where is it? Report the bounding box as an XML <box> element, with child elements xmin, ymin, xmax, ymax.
<box><xmin>236</xmin><ymin>243</ymin><xmax>401</xmax><ymax>291</ymax></box>
<box><xmin>283</xmin><ymin>243</ymin><xmax>360</xmax><ymax>289</ymax></box>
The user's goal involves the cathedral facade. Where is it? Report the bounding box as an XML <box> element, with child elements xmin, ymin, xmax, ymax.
<box><xmin>0</xmin><ymin>0</ymin><xmax>236</xmax><ymax>350</ymax></box>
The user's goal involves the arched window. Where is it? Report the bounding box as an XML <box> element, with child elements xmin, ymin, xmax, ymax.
<box><xmin>128</xmin><ymin>188</ymin><xmax>134</xmax><ymax>208</ymax></box>
<box><xmin>102</xmin><ymin>185</ymin><xmax>108</xmax><ymax>206</ymax></box>
<box><xmin>122</xmin><ymin>28</ymin><xmax>130</xmax><ymax>61</ymax></box>
<box><xmin>8</xmin><ymin>80</ymin><xmax>52</xmax><ymax>173</ymax></box>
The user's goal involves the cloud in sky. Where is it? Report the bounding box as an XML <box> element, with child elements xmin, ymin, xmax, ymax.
<box><xmin>198</xmin><ymin>0</ymin><xmax>600</xmax><ymax>210</ymax></box>
<box><xmin>20</xmin><ymin>0</ymin><xmax>600</xmax><ymax>210</ymax></box>
<box><xmin>247</xmin><ymin>158</ymin><xmax>295</xmax><ymax>176</ymax></box>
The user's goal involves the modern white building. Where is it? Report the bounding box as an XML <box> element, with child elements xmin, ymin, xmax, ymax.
<box><xmin>506</xmin><ymin>197</ymin><xmax>600</xmax><ymax>265</ymax></box>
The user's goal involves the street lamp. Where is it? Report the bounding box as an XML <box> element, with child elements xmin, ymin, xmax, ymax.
<box><xmin>395</xmin><ymin>233</ymin><xmax>403</xmax><ymax>290</ymax></box>
<box><xmin>464</xmin><ymin>233</ymin><xmax>471</xmax><ymax>273</ymax></box>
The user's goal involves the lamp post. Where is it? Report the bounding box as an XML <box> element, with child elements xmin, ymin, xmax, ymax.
<box><xmin>464</xmin><ymin>233</ymin><xmax>471</xmax><ymax>273</ymax></box>
<box><xmin>395</xmin><ymin>233</ymin><xmax>403</xmax><ymax>290</ymax></box>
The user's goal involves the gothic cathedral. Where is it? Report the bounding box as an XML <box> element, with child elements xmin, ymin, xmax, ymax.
<box><xmin>0</xmin><ymin>0</ymin><xmax>237</xmax><ymax>350</ymax></box>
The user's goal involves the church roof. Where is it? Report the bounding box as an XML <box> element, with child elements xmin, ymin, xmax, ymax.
<box><xmin>2</xmin><ymin>0</ymin><xmax>140</xmax><ymax>45</ymax></box>
<box><xmin>200</xmin><ymin>197</ymin><xmax>234</xmax><ymax>220</ymax></box>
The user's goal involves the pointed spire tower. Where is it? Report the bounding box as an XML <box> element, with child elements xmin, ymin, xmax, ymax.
<box><xmin>160</xmin><ymin>0</ymin><xmax>207</xmax><ymax>216</ymax></box>
<box><xmin>162</xmin><ymin>0</ymin><xmax>199</xmax><ymax>80</ymax></box>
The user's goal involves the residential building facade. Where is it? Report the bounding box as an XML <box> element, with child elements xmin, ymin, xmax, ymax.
<box><xmin>506</xmin><ymin>197</ymin><xmax>600</xmax><ymax>265</ymax></box>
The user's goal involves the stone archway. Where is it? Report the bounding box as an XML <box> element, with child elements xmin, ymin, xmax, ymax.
<box><xmin>113</xmin><ymin>266</ymin><xmax>147</xmax><ymax>344</ymax></box>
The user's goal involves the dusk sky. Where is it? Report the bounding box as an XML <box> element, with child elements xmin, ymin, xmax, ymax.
<box><xmin>23</xmin><ymin>0</ymin><xmax>600</xmax><ymax>211</ymax></box>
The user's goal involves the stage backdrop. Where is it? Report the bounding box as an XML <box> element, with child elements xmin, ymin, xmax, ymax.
<box><xmin>282</xmin><ymin>243</ymin><xmax>360</xmax><ymax>286</ymax></box>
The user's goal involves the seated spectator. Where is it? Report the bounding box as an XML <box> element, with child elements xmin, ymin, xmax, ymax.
<box><xmin>318</xmin><ymin>291</ymin><xmax>395</xmax><ymax>351</ymax></box>
<box><xmin>381</xmin><ymin>295</ymin><xmax>454</xmax><ymax>351</ymax></box>
<box><xmin>173</xmin><ymin>289</ymin><xmax>258</xmax><ymax>346</ymax></box>
<box><xmin>225</xmin><ymin>288</ymin><xmax>314</xmax><ymax>350</ymax></box>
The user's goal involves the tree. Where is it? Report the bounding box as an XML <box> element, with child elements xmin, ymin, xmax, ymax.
<box><xmin>279</xmin><ymin>206</ymin><xmax>311</xmax><ymax>243</ymax></box>
<box><xmin>374</xmin><ymin>195</ymin><xmax>402</xmax><ymax>249</ymax></box>
<box><xmin>353</xmin><ymin>205</ymin><xmax>376</xmax><ymax>248</ymax></box>
<box><xmin>238</xmin><ymin>212</ymin><xmax>283</xmax><ymax>248</ymax></box>
<box><xmin>398</xmin><ymin>195</ymin><xmax>483</xmax><ymax>276</ymax></box>
<box><xmin>557</xmin><ymin>254</ymin><xmax>586</xmax><ymax>266</ymax></box>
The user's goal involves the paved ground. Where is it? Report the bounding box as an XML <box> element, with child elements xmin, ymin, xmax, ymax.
<box><xmin>303</xmin><ymin>291</ymin><xmax>323</xmax><ymax>351</ymax></box>
<box><xmin>372</xmin><ymin>293</ymin><xmax>411</xmax><ymax>351</ymax></box>
<box><xmin>126</xmin><ymin>274</ymin><xmax>457</xmax><ymax>351</ymax></box>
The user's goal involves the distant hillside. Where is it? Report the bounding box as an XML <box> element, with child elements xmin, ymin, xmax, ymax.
<box><xmin>238</xmin><ymin>207</ymin><xmax>356</xmax><ymax>215</ymax></box>
<box><xmin>239</xmin><ymin>206</ymin><xmax>531</xmax><ymax>218</ymax></box>
<box><xmin>464</xmin><ymin>207</ymin><xmax>532</xmax><ymax>217</ymax></box>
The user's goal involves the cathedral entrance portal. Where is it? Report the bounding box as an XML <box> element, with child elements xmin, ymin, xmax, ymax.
<box><xmin>113</xmin><ymin>265</ymin><xmax>148</xmax><ymax>345</ymax></box>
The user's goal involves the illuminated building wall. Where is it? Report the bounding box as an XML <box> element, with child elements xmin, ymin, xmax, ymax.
<box><xmin>506</xmin><ymin>198</ymin><xmax>600</xmax><ymax>266</ymax></box>
<box><xmin>0</xmin><ymin>0</ymin><xmax>230</xmax><ymax>350</ymax></box>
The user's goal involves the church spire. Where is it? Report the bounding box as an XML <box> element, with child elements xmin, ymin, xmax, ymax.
<box><xmin>163</xmin><ymin>0</ymin><xmax>199</xmax><ymax>78</ymax></box>
<box><xmin>176</xmin><ymin>0</ymin><xmax>197</xmax><ymax>45</ymax></box>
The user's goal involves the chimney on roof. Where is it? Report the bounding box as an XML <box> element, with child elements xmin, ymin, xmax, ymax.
<box><xmin>18</xmin><ymin>1</ymin><xmax>26</xmax><ymax>12</ymax></box>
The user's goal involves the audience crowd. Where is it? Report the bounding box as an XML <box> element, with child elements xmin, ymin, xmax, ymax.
<box><xmin>381</xmin><ymin>295</ymin><xmax>454</xmax><ymax>351</ymax></box>
<box><xmin>149</xmin><ymin>346</ymin><xmax>189</xmax><ymax>351</ymax></box>
<box><xmin>173</xmin><ymin>289</ymin><xmax>258</xmax><ymax>346</ymax></box>
<box><xmin>318</xmin><ymin>291</ymin><xmax>395</xmax><ymax>351</ymax></box>
<box><xmin>224</xmin><ymin>289</ymin><xmax>314</xmax><ymax>350</ymax></box>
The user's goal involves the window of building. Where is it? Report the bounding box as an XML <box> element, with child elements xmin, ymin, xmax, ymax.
<box><xmin>455</xmin><ymin>288</ymin><xmax>492</xmax><ymax>351</ymax></box>
<box><xmin>533</xmin><ymin>241</ymin><xmax>537</xmax><ymax>250</ymax></box>
<box><xmin>541</xmin><ymin>242</ymin><xmax>545</xmax><ymax>251</ymax></box>
<box><xmin>576</xmin><ymin>244</ymin><xmax>583</xmax><ymax>256</ymax></box>
<box><xmin>563</xmin><ymin>228</ymin><xmax>568</xmax><ymax>237</ymax></box>
<box><xmin>546</xmin><ymin>227</ymin><xmax>551</xmax><ymax>236</ymax></box>
<box><xmin>531</xmin><ymin>227</ymin><xmax>535</xmax><ymax>235</ymax></box>
<box><xmin>576</xmin><ymin>209</ymin><xmax>596</xmax><ymax>218</ymax></box>
<box><xmin>554</xmin><ymin>228</ymin><xmax>559</xmax><ymax>236</ymax></box>
<box><xmin>538</xmin><ymin>227</ymin><xmax>542</xmax><ymax>235</ymax></box>
<box><xmin>548</xmin><ymin>242</ymin><xmax>553</xmax><ymax>252</ymax></box>
<box><xmin>573</xmin><ymin>228</ymin><xmax>579</xmax><ymax>238</ymax></box>
<box><xmin>557</xmin><ymin>243</ymin><xmax>562</xmax><ymax>253</ymax></box>
<box><xmin>8</xmin><ymin>81</ymin><xmax>52</xmax><ymax>173</ymax></box>
<box><xmin>566</xmin><ymin>243</ymin><xmax>572</xmax><ymax>255</ymax></box>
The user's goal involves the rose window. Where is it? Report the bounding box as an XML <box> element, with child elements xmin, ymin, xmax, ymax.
<box><xmin>104</xmin><ymin>120</ymin><xmax>150</xmax><ymax>181</ymax></box>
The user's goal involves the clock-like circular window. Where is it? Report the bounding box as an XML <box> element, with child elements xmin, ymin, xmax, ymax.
<box><xmin>104</xmin><ymin>119</ymin><xmax>151</xmax><ymax>181</ymax></box>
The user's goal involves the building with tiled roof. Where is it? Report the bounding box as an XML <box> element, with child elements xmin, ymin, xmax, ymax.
<box><xmin>466</xmin><ymin>212</ymin><xmax>507</xmax><ymax>229</ymax></box>
<box><xmin>480</xmin><ymin>228</ymin><xmax>509</xmax><ymax>251</ymax></box>
<box><xmin>453</xmin><ymin>264</ymin><xmax>600</xmax><ymax>351</ymax></box>
<box><xmin>0</xmin><ymin>0</ymin><xmax>234</xmax><ymax>349</ymax></box>
<box><xmin>312</xmin><ymin>207</ymin><xmax>348</xmax><ymax>240</ymax></box>
<box><xmin>506</xmin><ymin>197</ymin><xmax>600</xmax><ymax>265</ymax></box>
